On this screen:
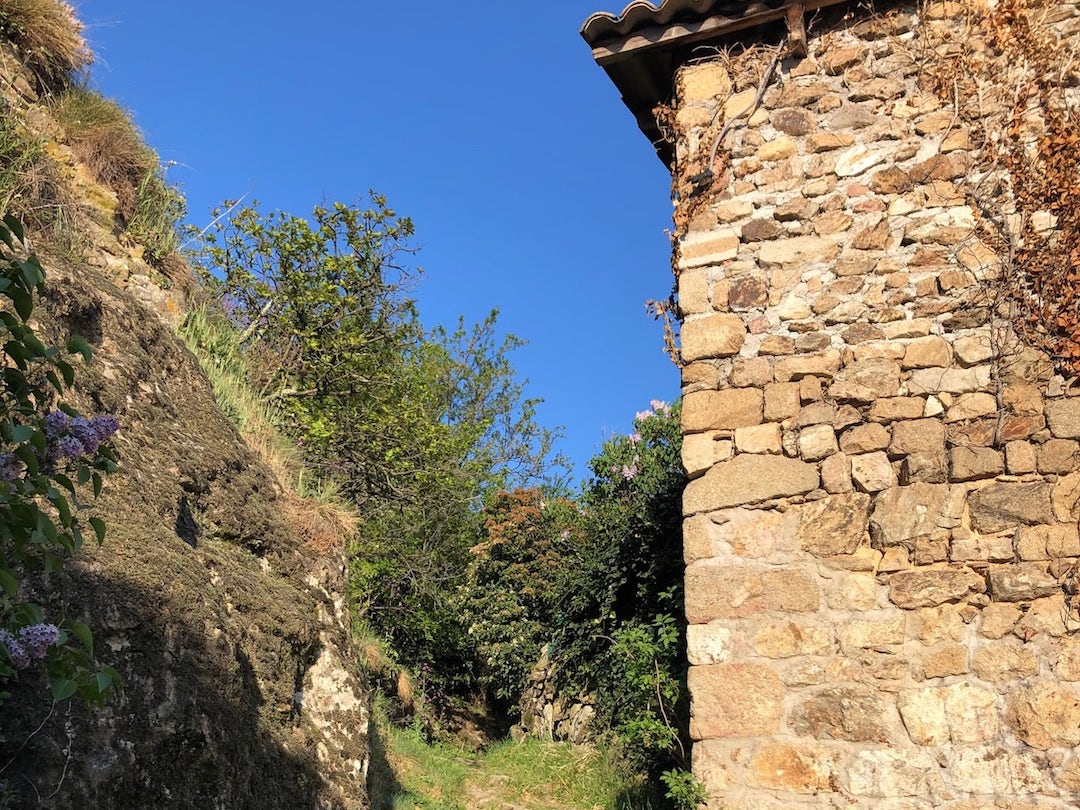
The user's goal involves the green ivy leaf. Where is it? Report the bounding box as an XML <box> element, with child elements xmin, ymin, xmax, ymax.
<box><xmin>50</xmin><ymin>677</ymin><xmax>77</xmax><ymax>702</ymax></box>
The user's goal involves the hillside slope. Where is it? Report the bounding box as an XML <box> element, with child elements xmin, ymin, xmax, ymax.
<box><xmin>0</xmin><ymin>9</ymin><xmax>370</xmax><ymax>809</ymax></box>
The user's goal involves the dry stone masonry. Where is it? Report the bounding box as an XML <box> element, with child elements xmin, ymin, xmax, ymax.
<box><xmin>607</xmin><ymin>0</ymin><xmax>1080</xmax><ymax>806</ymax></box>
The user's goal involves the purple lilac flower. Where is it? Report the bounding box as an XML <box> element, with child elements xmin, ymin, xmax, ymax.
<box><xmin>53</xmin><ymin>435</ymin><xmax>86</xmax><ymax>461</ymax></box>
<box><xmin>635</xmin><ymin>409</ymin><xmax>652</xmax><ymax>421</ymax></box>
<box><xmin>621</xmin><ymin>464</ymin><xmax>638</xmax><ymax>480</ymax></box>
<box><xmin>629</xmin><ymin>433</ymin><xmax>642</xmax><ymax>445</ymax></box>
<box><xmin>17</xmin><ymin>623</ymin><xmax>60</xmax><ymax>659</ymax></box>
<box><xmin>0</xmin><ymin>453</ymin><xmax>21</xmax><ymax>481</ymax></box>
<box><xmin>650</xmin><ymin>399</ymin><xmax>672</xmax><ymax>416</ymax></box>
<box><xmin>44</xmin><ymin>410</ymin><xmax>72</xmax><ymax>439</ymax></box>
<box><xmin>0</xmin><ymin>629</ymin><xmax>30</xmax><ymax>670</ymax></box>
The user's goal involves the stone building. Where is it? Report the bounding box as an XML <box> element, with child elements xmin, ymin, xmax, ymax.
<box><xmin>582</xmin><ymin>0</ymin><xmax>1080</xmax><ymax>806</ymax></box>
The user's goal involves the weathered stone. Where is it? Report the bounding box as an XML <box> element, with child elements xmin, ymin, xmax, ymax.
<box><xmin>1053</xmin><ymin>471</ymin><xmax>1080</xmax><ymax>521</ymax></box>
<box><xmin>753</xmin><ymin>620</ymin><xmax>832</xmax><ymax>658</ymax></box>
<box><xmin>902</xmin><ymin>337</ymin><xmax>952</xmax><ymax>369</ymax></box>
<box><xmin>1038</xmin><ymin>438</ymin><xmax>1080</xmax><ymax>474</ymax></box>
<box><xmin>796</xmin><ymin>492</ymin><xmax>870</xmax><ymax>557</ymax></box>
<box><xmin>822</xmin><ymin>452</ymin><xmax>853</xmax><ymax>494</ymax></box>
<box><xmin>1014</xmin><ymin>594</ymin><xmax>1069</xmax><ymax>639</ymax></box>
<box><xmin>968</xmin><ymin>483</ymin><xmax>1054</xmax><ymax>533</ymax></box>
<box><xmin>686</xmin><ymin>622</ymin><xmax>734</xmax><ymax>665</ymax></box>
<box><xmin>908</xmin><ymin>366</ymin><xmax>992</xmax><ymax>395</ymax></box>
<box><xmin>852</xmin><ymin>452</ymin><xmax>896</xmax><ymax>493</ymax></box>
<box><xmin>988</xmin><ymin>563</ymin><xmax>1060</xmax><ymax>602</ymax></box>
<box><xmin>790</xmin><ymin>686</ymin><xmax>894</xmax><ymax>742</ymax></box>
<box><xmin>945</xmin><ymin>392</ymin><xmax>998</xmax><ymax>422</ymax></box>
<box><xmin>763</xmin><ymin>381</ymin><xmax>801</xmax><ymax>420</ymax></box>
<box><xmin>685</xmin><ymin>562</ymin><xmax>820</xmax><ymax>622</ymax></box>
<box><xmin>870</xmin><ymin>167</ymin><xmax>913</xmax><ymax>195</ymax></box>
<box><xmin>950</xmin><ymin>527</ymin><xmax>1013</xmax><ymax>562</ymax></box>
<box><xmin>734</xmin><ymin>422</ymin><xmax>782</xmax><ymax>455</ymax></box>
<box><xmin>1045</xmin><ymin>398</ymin><xmax>1080</xmax><ymax>438</ymax></box>
<box><xmin>972</xmin><ymin>643</ymin><xmax>1039</xmax><ymax>682</ymax></box>
<box><xmin>828</xmin><ymin>358</ymin><xmax>901</xmax><ymax>402</ymax></box>
<box><xmin>679</xmin><ymin>232</ymin><xmax>739</xmax><ymax>268</ymax></box>
<box><xmin>794</xmin><ymin>402</ymin><xmax>836</xmax><ymax>428</ymax></box>
<box><xmin>840</xmin><ymin>612</ymin><xmax>906</xmax><ymax>649</ymax></box>
<box><xmin>678</xmin><ymin>61</ymin><xmax>732</xmax><ymax>104</ymax></box>
<box><xmin>757</xmin><ymin>136</ymin><xmax>797</xmax><ymax>162</ymax></box>
<box><xmin>1017</xmin><ymin>523</ymin><xmax>1080</xmax><ymax>559</ymax></box>
<box><xmin>799</xmin><ymin>423</ymin><xmax>837</xmax><ymax>461</ymax></box>
<box><xmin>954</xmin><ymin>334</ymin><xmax>994</xmax><ymax>366</ymax></box>
<box><xmin>770</xmin><ymin>108</ymin><xmax>815</xmax><ymax>136</ymax></box>
<box><xmin>1004</xmin><ymin>384</ymin><xmax>1043</xmax><ymax>415</ymax></box>
<box><xmin>748</xmin><ymin>742</ymin><xmax>839</xmax><ymax>793</ymax></box>
<box><xmin>898</xmin><ymin>683</ymin><xmax>998</xmax><ymax>746</ymax></box>
<box><xmin>682</xmin><ymin>432</ymin><xmax>732</xmax><ymax>477</ymax></box>
<box><xmin>920</xmin><ymin>643</ymin><xmax>969</xmax><ymax>678</ymax></box>
<box><xmin>684</xmin><ymin>454</ymin><xmax>818</xmax><ymax>512</ymax></box>
<box><xmin>683</xmin><ymin>388</ymin><xmax>763</xmax><ymax>432</ymax></box>
<box><xmin>758</xmin><ymin>236</ymin><xmax>840</xmax><ymax>267</ymax></box>
<box><xmin>841</xmin><ymin>423</ymin><xmax>890</xmax><ymax>454</ymax></box>
<box><xmin>835</xmin><ymin>146</ymin><xmax>886</xmax><ymax>178</ymax></box>
<box><xmin>1007</xmin><ymin>681</ymin><xmax>1080</xmax><ymax>750</ymax></box>
<box><xmin>869</xmin><ymin>397</ymin><xmax>926</xmax><ymax>422</ymax></box>
<box><xmin>900</xmin><ymin>452</ymin><xmax>949</xmax><ymax>485</ymax></box>
<box><xmin>890</xmin><ymin>568</ymin><xmax>985</xmax><ymax>608</ymax></box>
<box><xmin>979</xmin><ymin>602</ymin><xmax>1022</xmax><ymax>638</ymax></box>
<box><xmin>950</xmin><ymin>746</ymin><xmax>1045</xmax><ymax>795</ymax></box>
<box><xmin>852</xmin><ymin>219</ymin><xmax>891</xmax><ymax>250</ymax></box>
<box><xmin>740</xmin><ymin>217</ymin><xmax>784</xmax><ymax>242</ymax></box>
<box><xmin>808</xmin><ymin>132</ymin><xmax>854</xmax><ymax>153</ymax></box>
<box><xmin>869</xmin><ymin>483</ymin><xmax>950</xmax><ymax>547</ymax></box>
<box><xmin>730</xmin><ymin>357</ymin><xmax>773</xmax><ymax>388</ymax></box>
<box><xmin>688</xmin><ymin>663</ymin><xmax>784</xmax><ymax>740</ymax></box>
<box><xmin>759</xmin><ymin>335</ymin><xmax>795</xmax><ymax>355</ymax></box>
<box><xmin>846</xmin><ymin>748</ymin><xmax>941</xmax><ymax>797</ymax></box>
<box><xmin>889</xmin><ymin>419</ymin><xmax>946</xmax><ymax>456</ymax></box>
<box><xmin>949</xmin><ymin>446</ymin><xmax>1004</xmax><ymax>481</ymax></box>
<box><xmin>842</xmin><ymin>322</ymin><xmax>883</xmax><ymax>343</ymax></box>
<box><xmin>681</xmin><ymin>313</ymin><xmax>746</xmax><ymax>361</ymax></box>
<box><xmin>774</xmin><ymin>350</ymin><xmax>842</xmax><ymax>381</ymax></box>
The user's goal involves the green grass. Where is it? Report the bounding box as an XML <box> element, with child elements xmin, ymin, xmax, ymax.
<box><xmin>0</xmin><ymin>0</ymin><xmax>90</xmax><ymax>92</ymax></box>
<box><xmin>369</xmin><ymin>695</ymin><xmax>658</xmax><ymax>810</ymax></box>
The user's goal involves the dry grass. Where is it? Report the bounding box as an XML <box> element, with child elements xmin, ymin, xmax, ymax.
<box><xmin>53</xmin><ymin>87</ymin><xmax>152</xmax><ymax>218</ymax></box>
<box><xmin>0</xmin><ymin>0</ymin><xmax>91</xmax><ymax>92</ymax></box>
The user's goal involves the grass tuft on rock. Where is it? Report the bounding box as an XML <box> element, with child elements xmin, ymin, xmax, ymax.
<box><xmin>0</xmin><ymin>0</ymin><xmax>90</xmax><ymax>92</ymax></box>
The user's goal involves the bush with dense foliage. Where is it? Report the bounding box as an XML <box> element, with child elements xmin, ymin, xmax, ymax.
<box><xmin>0</xmin><ymin>215</ymin><xmax>118</xmax><ymax>710</ymax></box>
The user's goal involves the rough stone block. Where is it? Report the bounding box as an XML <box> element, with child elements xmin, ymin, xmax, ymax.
<box><xmin>758</xmin><ymin>236</ymin><xmax>839</xmax><ymax>267</ymax></box>
<box><xmin>841</xmin><ymin>423</ymin><xmax>891</xmax><ymax>454</ymax></box>
<box><xmin>840</xmin><ymin>612</ymin><xmax>906</xmax><ymax>649</ymax></box>
<box><xmin>688</xmin><ymin>663</ymin><xmax>784</xmax><ymax>739</ymax></box>
<box><xmin>1006</xmin><ymin>681</ymin><xmax>1080</xmax><ymax>750</ymax></box>
<box><xmin>748</xmin><ymin>742</ymin><xmax>839</xmax><ymax>794</ymax></box>
<box><xmin>845</xmin><ymin>748</ymin><xmax>941</xmax><ymax>797</ymax></box>
<box><xmin>949</xmin><ymin>446</ymin><xmax>1004</xmax><ymax>481</ymax></box>
<box><xmin>950</xmin><ymin>746</ymin><xmax>1045</xmax><ymax>794</ymax></box>
<box><xmin>920</xmin><ymin>643</ymin><xmax>970</xmax><ymax>678</ymax></box>
<box><xmin>774</xmin><ymin>350</ymin><xmax>842</xmax><ymax>382</ymax></box>
<box><xmin>821</xmin><ymin>452</ymin><xmax>853</xmax><ymax>494</ymax></box>
<box><xmin>1006</xmin><ymin>441</ymin><xmax>1038</xmax><ymax>474</ymax></box>
<box><xmin>908</xmin><ymin>366</ymin><xmax>991</xmax><ymax>395</ymax></box>
<box><xmin>682</xmin><ymin>432</ymin><xmax>732</xmax><ymax>478</ymax></box>
<box><xmin>869</xmin><ymin>397</ymin><xmax>926</xmax><ymax>422</ymax></box>
<box><xmin>685</xmin><ymin>562</ymin><xmax>819</xmax><ymax>622</ymax></box>
<box><xmin>753</xmin><ymin>620</ymin><xmax>832</xmax><ymax>658</ymax></box>
<box><xmin>763</xmin><ymin>381</ymin><xmax>801</xmax><ymax>420</ymax></box>
<box><xmin>1037</xmin><ymin>438</ymin><xmax>1080</xmax><ymax>474</ymax></box>
<box><xmin>889</xmin><ymin>418</ymin><xmax>946</xmax><ymax>456</ymax></box>
<box><xmin>945</xmin><ymin>392</ymin><xmax>998</xmax><ymax>422</ymax></box>
<box><xmin>789</xmin><ymin>686</ymin><xmax>895</xmax><ymax>742</ymax></box>
<box><xmin>979</xmin><ymin>602</ymin><xmax>1022</xmax><ymax>638</ymax></box>
<box><xmin>683</xmin><ymin>388</ymin><xmax>763</xmax><ymax>432</ymax></box>
<box><xmin>968</xmin><ymin>482</ymin><xmax>1054</xmax><ymax>533</ymax></box>
<box><xmin>897</xmin><ymin>683</ymin><xmax>998</xmax><ymax>746</ymax></box>
<box><xmin>686</xmin><ymin>622</ymin><xmax>734</xmax><ymax>665</ymax></box>
<box><xmin>852</xmin><ymin>451</ymin><xmax>896</xmax><ymax>493</ymax></box>
<box><xmin>828</xmin><ymin>358</ymin><xmax>901</xmax><ymax>402</ymax></box>
<box><xmin>684</xmin><ymin>454</ymin><xmax>818</xmax><ymax>513</ymax></box>
<box><xmin>988</xmin><ymin>562</ymin><xmax>1060</xmax><ymax>602</ymax></box>
<box><xmin>971</xmin><ymin>643</ymin><xmax>1038</xmax><ymax>682</ymax></box>
<box><xmin>902</xmin><ymin>337</ymin><xmax>952</xmax><ymax>369</ymax></box>
<box><xmin>869</xmin><ymin>483</ymin><xmax>949</xmax><ymax>546</ymax></box>
<box><xmin>900</xmin><ymin>452</ymin><xmax>949</xmax><ymax>484</ymax></box>
<box><xmin>796</xmin><ymin>492</ymin><xmax>871</xmax><ymax>557</ymax></box>
<box><xmin>734</xmin><ymin>422</ymin><xmax>782</xmax><ymax>454</ymax></box>
<box><xmin>1046</xmin><ymin>398</ymin><xmax>1080</xmax><ymax>438</ymax></box>
<box><xmin>799</xmin><ymin>423</ymin><xmax>838</xmax><ymax>461</ymax></box>
<box><xmin>950</xmin><ymin>527</ymin><xmax>1013</xmax><ymax>562</ymax></box>
<box><xmin>678</xmin><ymin>62</ymin><xmax>733</xmax><ymax>104</ymax></box>
<box><xmin>679</xmin><ymin>232</ymin><xmax>739</xmax><ymax>269</ymax></box>
<box><xmin>681</xmin><ymin>313</ymin><xmax>746</xmax><ymax>361</ymax></box>
<box><xmin>889</xmin><ymin>568</ymin><xmax>985</xmax><ymax>608</ymax></box>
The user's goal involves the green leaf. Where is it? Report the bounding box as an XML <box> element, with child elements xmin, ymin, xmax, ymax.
<box><xmin>51</xmin><ymin>677</ymin><xmax>77</xmax><ymax>702</ymax></box>
<box><xmin>3</xmin><ymin>214</ymin><xmax>25</xmax><ymax>242</ymax></box>
<box><xmin>70</xmin><ymin>622</ymin><xmax>93</xmax><ymax>655</ymax></box>
<box><xmin>66</xmin><ymin>335</ymin><xmax>93</xmax><ymax>364</ymax></box>
<box><xmin>95</xmin><ymin>670</ymin><xmax>114</xmax><ymax>694</ymax></box>
<box><xmin>10</xmin><ymin>286</ymin><xmax>31</xmax><ymax>320</ymax></box>
<box><xmin>57</xmin><ymin>360</ymin><xmax>74</xmax><ymax>388</ymax></box>
<box><xmin>89</xmin><ymin>516</ymin><xmax>106</xmax><ymax>543</ymax></box>
<box><xmin>0</xmin><ymin>567</ymin><xmax>16</xmax><ymax>597</ymax></box>
<box><xmin>9</xmin><ymin>424</ymin><xmax>34</xmax><ymax>443</ymax></box>
<box><xmin>92</xmin><ymin>472</ymin><xmax>102</xmax><ymax>498</ymax></box>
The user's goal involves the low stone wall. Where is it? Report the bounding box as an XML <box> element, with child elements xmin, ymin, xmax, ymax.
<box><xmin>515</xmin><ymin>650</ymin><xmax>595</xmax><ymax>744</ymax></box>
<box><xmin>672</xmin><ymin>1</ymin><xmax>1080</xmax><ymax>806</ymax></box>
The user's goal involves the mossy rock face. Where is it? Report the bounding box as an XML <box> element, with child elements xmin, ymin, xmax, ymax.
<box><xmin>3</xmin><ymin>263</ymin><xmax>369</xmax><ymax>809</ymax></box>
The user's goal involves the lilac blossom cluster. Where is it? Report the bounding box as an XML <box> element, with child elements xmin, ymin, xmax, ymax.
<box><xmin>0</xmin><ymin>623</ymin><xmax>60</xmax><ymax>670</ymax></box>
<box><xmin>635</xmin><ymin>399</ymin><xmax>672</xmax><ymax>422</ymax></box>
<box><xmin>0</xmin><ymin>411</ymin><xmax>119</xmax><ymax>481</ymax></box>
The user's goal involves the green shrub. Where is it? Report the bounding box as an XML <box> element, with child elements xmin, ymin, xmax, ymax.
<box><xmin>0</xmin><ymin>213</ymin><xmax>119</xmax><ymax>708</ymax></box>
<box><xmin>0</xmin><ymin>0</ymin><xmax>90</xmax><ymax>92</ymax></box>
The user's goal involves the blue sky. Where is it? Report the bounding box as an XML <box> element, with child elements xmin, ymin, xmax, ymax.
<box><xmin>76</xmin><ymin>1</ymin><xmax>676</xmax><ymax>482</ymax></box>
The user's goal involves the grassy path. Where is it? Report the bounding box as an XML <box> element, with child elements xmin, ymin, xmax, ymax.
<box><xmin>369</xmin><ymin>715</ymin><xmax>651</xmax><ymax>810</ymax></box>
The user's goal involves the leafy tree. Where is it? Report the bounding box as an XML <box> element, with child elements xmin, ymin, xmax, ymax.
<box><xmin>194</xmin><ymin>195</ymin><xmax>565</xmax><ymax>709</ymax></box>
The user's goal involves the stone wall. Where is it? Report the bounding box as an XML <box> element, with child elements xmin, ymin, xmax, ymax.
<box><xmin>672</xmin><ymin>2</ymin><xmax>1080</xmax><ymax>807</ymax></box>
